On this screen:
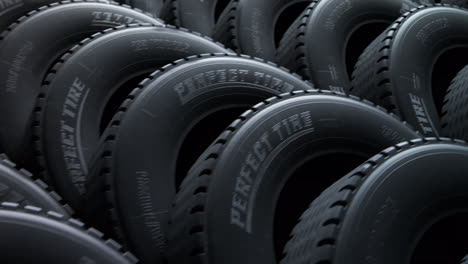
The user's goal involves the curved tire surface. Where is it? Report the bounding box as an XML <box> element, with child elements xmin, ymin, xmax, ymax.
<box><xmin>351</xmin><ymin>4</ymin><xmax>468</xmax><ymax>136</ymax></box>
<box><xmin>168</xmin><ymin>90</ymin><xmax>420</xmax><ymax>264</ymax></box>
<box><xmin>0</xmin><ymin>202</ymin><xmax>138</xmax><ymax>263</ymax></box>
<box><xmin>282</xmin><ymin>138</ymin><xmax>468</xmax><ymax>264</ymax></box>
<box><xmin>441</xmin><ymin>65</ymin><xmax>468</xmax><ymax>141</ymax></box>
<box><xmin>35</xmin><ymin>25</ymin><xmax>228</xmax><ymax>212</ymax></box>
<box><xmin>84</xmin><ymin>53</ymin><xmax>313</xmax><ymax>264</ymax></box>
<box><xmin>0</xmin><ymin>0</ymin><xmax>161</xmax><ymax>170</ymax></box>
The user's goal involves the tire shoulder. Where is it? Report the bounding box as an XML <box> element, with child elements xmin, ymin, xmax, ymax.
<box><xmin>84</xmin><ymin>52</ymin><xmax>311</xmax><ymax>248</ymax></box>
<box><xmin>33</xmin><ymin>22</ymin><xmax>228</xmax><ymax>194</ymax></box>
<box><xmin>0</xmin><ymin>201</ymin><xmax>137</xmax><ymax>263</ymax></box>
<box><xmin>441</xmin><ymin>65</ymin><xmax>468</xmax><ymax>140</ymax></box>
<box><xmin>276</xmin><ymin>0</ymin><xmax>320</xmax><ymax>79</ymax></box>
<box><xmin>168</xmin><ymin>89</ymin><xmax>420</xmax><ymax>262</ymax></box>
<box><xmin>281</xmin><ymin>137</ymin><xmax>466</xmax><ymax>264</ymax></box>
<box><xmin>0</xmin><ymin>0</ymin><xmax>159</xmax><ymax>41</ymax></box>
<box><xmin>0</xmin><ymin>153</ymin><xmax>73</xmax><ymax>215</ymax></box>
<box><xmin>213</xmin><ymin>0</ymin><xmax>240</xmax><ymax>52</ymax></box>
<box><xmin>350</xmin><ymin>4</ymin><xmax>460</xmax><ymax>115</ymax></box>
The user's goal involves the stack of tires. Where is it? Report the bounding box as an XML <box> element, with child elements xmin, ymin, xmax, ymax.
<box><xmin>1</xmin><ymin>0</ymin><xmax>468</xmax><ymax>263</ymax></box>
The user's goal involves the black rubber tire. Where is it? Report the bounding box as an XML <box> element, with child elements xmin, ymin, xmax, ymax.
<box><xmin>0</xmin><ymin>154</ymin><xmax>72</xmax><ymax>216</ymax></box>
<box><xmin>0</xmin><ymin>0</ymin><xmax>58</xmax><ymax>32</ymax></box>
<box><xmin>128</xmin><ymin>0</ymin><xmax>165</xmax><ymax>18</ymax></box>
<box><xmin>442</xmin><ymin>0</ymin><xmax>468</xmax><ymax>7</ymax></box>
<box><xmin>167</xmin><ymin>90</ymin><xmax>420</xmax><ymax>264</ymax></box>
<box><xmin>275</xmin><ymin>0</ymin><xmax>432</xmax><ymax>93</ymax></box>
<box><xmin>121</xmin><ymin>0</ymin><xmax>172</xmax><ymax>21</ymax></box>
<box><xmin>350</xmin><ymin>4</ymin><xmax>468</xmax><ymax>137</ymax></box>
<box><xmin>159</xmin><ymin>0</ymin><xmax>176</xmax><ymax>24</ymax></box>
<box><xmin>441</xmin><ymin>65</ymin><xmax>468</xmax><ymax>141</ymax></box>
<box><xmin>171</xmin><ymin>0</ymin><xmax>233</xmax><ymax>36</ymax></box>
<box><xmin>0</xmin><ymin>202</ymin><xmax>138</xmax><ymax>263</ymax></box>
<box><xmin>213</xmin><ymin>0</ymin><xmax>313</xmax><ymax>61</ymax></box>
<box><xmin>34</xmin><ymin>25</ymin><xmax>228</xmax><ymax>213</ymax></box>
<box><xmin>281</xmin><ymin>138</ymin><xmax>468</xmax><ymax>264</ymax></box>
<box><xmin>0</xmin><ymin>0</ymin><xmax>161</xmax><ymax>172</ymax></box>
<box><xmin>84</xmin><ymin>53</ymin><xmax>312</xmax><ymax>263</ymax></box>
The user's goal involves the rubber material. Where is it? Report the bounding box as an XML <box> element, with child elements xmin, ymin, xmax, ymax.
<box><xmin>213</xmin><ymin>0</ymin><xmax>314</xmax><ymax>61</ymax></box>
<box><xmin>159</xmin><ymin>0</ymin><xmax>176</xmax><ymax>24</ymax></box>
<box><xmin>275</xmin><ymin>0</ymin><xmax>430</xmax><ymax>92</ymax></box>
<box><xmin>0</xmin><ymin>0</ymin><xmax>161</xmax><ymax>171</ymax></box>
<box><xmin>442</xmin><ymin>0</ymin><xmax>468</xmax><ymax>7</ymax></box>
<box><xmin>129</xmin><ymin>0</ymin><xmax>165</xmax><ymax>18</ymax></box>
<box><xmin>441</xmin><ymin>65</ymin><xmax>468</xmax><ymax>141</ymax></box>
<box><xmin>171</xmin><ymin>0</ymin><xmax>233</xmax><ymax>36</ymax></box>
<box><xmin>351</xmin><ymin>4</ymin><xmax>468</xmax><ymax>136</ymax></box>
<box><xmin>281</xmin><ymin>138</ymin><xmax>468</xmax><ymax>264</ymax></box>
<box><xmin>0</xmin><ymin>154</ymin><xmax>72</xmax><ymax>216</ymax></box>
<box><xmin>34</xmin><ymin>24</ymin><xmax>228</xmax><ymax>213</ymax></box>
<box><xmin>167</xmin><ymin>90</ymin><xmax>420</xmax><ymax>263</ymax></box>
<box><xmin>0</xmin><ymin>202</ymin><xmax>138</xmax><ymax>263</ymax></box>
<box><xmin>0</xmin><ymin>0</ymin><xmax>59</xmax><ymax>32</ymax></box>
<box><xmin>84</xmin><ymin>53</ymin><xmax>312</xmax><ymax>264</ymax></box>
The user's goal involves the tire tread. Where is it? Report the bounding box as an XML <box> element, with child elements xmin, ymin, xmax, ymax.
<box><xmin>281</xmin><ymin>137</ymin><xmax>465</xmax><ymax>264</ymax></box>
<box><xmin>167</xmin><ymin>89</ymin><xmax>419</xmax><ymax>263</ymax></box>
<box><xmin>0</xmin><ymin>201</ymin><xmax>137</xmax><ymax>263</ymax></box>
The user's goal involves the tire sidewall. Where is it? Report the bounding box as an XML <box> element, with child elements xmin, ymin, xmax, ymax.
<box><xmin>304</xmin><ymin>0</ymin><xmax>403</xmax><ymax>91</ymax></box>
<box><xmin>237</xmin><ymin>0</ymin><xmax>312</xmax><ymax>60</ymax></box>
<box><xmin>334</xmin><ymin>144</ymin><xmax>468</xmax><ymax>263</ymax></box>
<box><xmin>111</xmin><ymin>56</ymin><xmax>312</xmax><ymax>262</ymax></box>
<box><xmin>203</xmin><ymin>95</ymin><xmax>419</xmax><ymax>263</ymax></box>
<box><xmin>389</xmin><ymin>7</ymin><xmax>468</xmax><ymax>135</ymax></box>
<box><xmin>41</xmin><ymin>27</ymin><xmax>227</xmax><ymax>207</ymax></box>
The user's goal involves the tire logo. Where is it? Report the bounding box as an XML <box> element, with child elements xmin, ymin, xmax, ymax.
<box><xmin>409</xmin><ymin>93</ymin><xmax>437</xmax><ymax>135</ymax></box>
<box><xmin>5</xmin><ymin>41</ymin><xmax>33</xmax><ymax>94</ymax></box>
<box><xmin>61</xmin><ymin>78</ymin><xmax>90</xmax><ymax>194</ymax></box>
<box><xmin>173</xmin><ymin>69</ymin><xmax>294</xmax><ymax>105</ymax></box>
<box><xmin>136</xmin><ymin>171</ymin><xmax>167</xmax><ymax>250</ymax></box>
<box><xmin>130</xmin><ymin>39</ymin><xmax>190</xmax><ymax>52</ymax></box>
<box><xmin>231</xmin><ymin>111</ymin><xmax>314</xmax><ymax>233</ymax></box>
<box><xmin>91</xmin><ymin>11</ymin><xmax>144</xmax><ymax>26</ymax></box>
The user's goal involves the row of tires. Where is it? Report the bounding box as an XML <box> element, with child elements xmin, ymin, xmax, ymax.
<box><xmin>1</xmin><ymin>0</ymin><xmax>468</xmax><ymax>263</ymax></box>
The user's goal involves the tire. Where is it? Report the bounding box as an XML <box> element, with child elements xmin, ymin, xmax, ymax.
<box><xmin>171</xmin><ymin>0</ymin><xmax>233</xmax><ymax>36</ymax></box>
<box><xmin>159</xmin><ymin>0</ymin><xmax>176</xmax><ymax>24</ymax></box>
<box><xmin>350</xmin><ymin>4</ymin><xmax>468</xmax><ymax>137</ymax></box>
<box><xmin>34</xmin><ymin>25</ymin><xmax>228</xmax><ymax>213</ymax></box>
<box><xmin>0</xmin><ymin>154</ymin><xmax>71</xmax><ymax>216</ymax></box>
<box><xmin>0</xmin><ymin>1</ymin><xmax>161</xmax><ymax>172</ymax></box>
<box><xmin>442</xmin><ymin>0</ymin><xmax>468</xmax><ymax>7</ymax></box>
<box><xmin>168</xmin><ymin>90</ymin><xmax>420</xmax><ymax>264</ymax></box>
<box><xmin>275</xmin><ymin>0</ymin><xmax>430</xmax><ymax>93</ymax></box>
<box><xmin>0</xmin><ymin>0</ymin><xmax>60</xmax><ymax>32</ymax></box>
<box><xmin>213</xmin><ymin>0</ymin><xmax>313</xmax><ymax>61</ymax></box>
<box><xmin>0</xmin><ymin>202</ymin><xmax>138</xmax><ymax>263</ymax></box>
<box><xmin>128</xmin><ymin>0</ymin><xmax>165</xmax><ymax>18</ymax></box>
<box><xmin>441</xmin><ymin>65</ymin><xmax>468</xmax><ymax>141</ymax></box>
<box><xmin>84</xmin><ymin>53</ymin><xmax>312</xmax><ymax>264</ymax></box>
<box><xmin>282</xmin><ymin>138</ymin><xmax>468</xmax><ymax>264</ymax></box>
